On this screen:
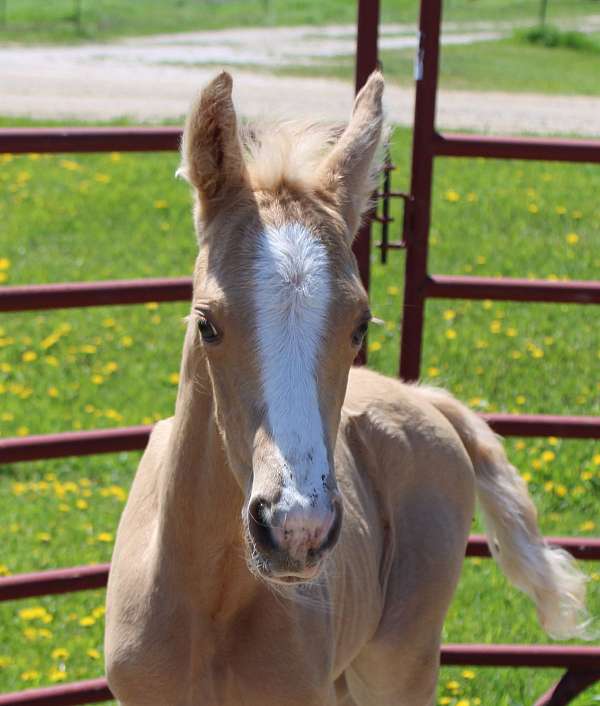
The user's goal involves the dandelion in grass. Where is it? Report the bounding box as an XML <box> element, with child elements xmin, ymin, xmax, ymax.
<box><xmin>154</xmin><ymin>199</ymin><xmax>169</xmax><ymax>209</ymax></box>
<box><xmin>445</xmin><ymin>189</ymin><xmax>460</xmax><ymax>202</ymax></box>
<box><xmin>541</xmin><ymin>450</ymin><xmax>555</xmax><ymax>462</ymax></box>
<box><xmin>110</xmin><ymin>152</ymin><xmax>121</xmax><ymax>162</ymax></box>
<box><xmin>21</xmin><ymin>671</ymin><xmax>40</xmax><ymax>682</ymax></box>
<box><xmin>91</xmin><ymin>374</ymin><xmax>104</xmax><ymax>385</ymax></box>
<box><xmin>121</xmin><ymin>336</ymin><xmax>133</xmax><ymax>347</ymax></box>
<box><xmin>572</xmin><ymin>210</ymin><xmax>582</xmax><ymax>219</ymax></box>
<box><xmin>47</xmin><ymin>386</ymin><xmax>59</xmax><ymax>398</ymax></box>
<box><xmin>17</xmin><ymin>425</ymin><xmax>30</xmax><ymax>436</ymax></box>
<box><xmin>532</xmin><ymin>459</ymin><xmax>543</xmax><ymax>470</ymax></box>
<box><xmin>22</xmin><ymin>350</ymin><xmax>37</xmax><ymax>362</ymax></box>
<box><xmin>87</xmin><ymin>648</ymin><xmax>101</xmax><ymax>660</ymax></box>
<box><xmin>368</xmin><ymin>341</ymin><xmax>382</xmax><ymax>352</ymax></box>
<box><xmin>49</xmin><ymin>667</ymin><xmax>67</xmax><ymax>683</ymax></box>
<box><xmin>145</xmin><ymin>302</ymin><xmax>159</xmax><ymax>311</ymax></box>
<box><xmin>95</xmin><ymin>173</ymin><xmax>110</xmax><ymax>183</ymax></box>
<box><xmin>428</xmin><ymin>367</ymin><xmax>440</xmax><ymax>378</ymax></box>
<box><xmin>438</xmin><ymin>698</ymin><xmax>452</xmax><ymax>705</ymax></box>
<box><xmin>489</xmin><ymin>320</ymin><xmax>502</xmax><ymax>334</ymax></box>
<box><xmin>79</xmin><ymin>616</ymin><xmax>96</xmax><ymax>627</ymax></box>
<box><xmin>555</xmin><ymin>484</ymin><xmax>568</xmax><ymax>497</ymax></box>
<box><xmin>515</xmin><ymin>395</ymin><xmax>526</xmax><ymax>405</ymax></box>
<box><xmin>60</xmin><ymin>159</ymin><xmax>81</xmax><ymax>171</ymax></box>
<box><xmin>445</xmin><ymin>329</ymin><xmax>457</xmax><ymax>340</ymax></box>
<box><xmin>0</xmin><ymin>564</ymin><xmax>11</xmax><ymax>576</ymax></box>
<box><xmin>456</xmin><ymin>700</ymin><xmax>471</xmax><ymax>706</ymax></box>
<box><xmin>445</xmin><ymin>680</ymin><xmax>460</xmax><ymax>692</ymax></box>
<box><xmin>168</xmin><ymin>372</ymin><xmax>180</xmax><ymax>385</ymax></box>
<box><xmin>466</xmin><ymin>192</ymin><xmax>477</xmax><ymax>202</ymax></box>
<box><xmin>566</xmin><ymin>232</ymin><xmax>579</xmax><ymax>245</ymax></box>
<box><xmin>579</xmin><ymin>521</ymin><xmax>595</xmax><ymax>532</ymax></box>
<box><xmin>443</xmin><ymin>309</ymin><xmax>455</xmax><ymax>321</ymax></box>
<box><xmin>527</xmin><ymin>204</ymin><xmax>539</xmax><ymax>214</ymax></box>
<box><xmin>51</xmin><ymin>648</ymin><xmax>69</xmax><ymax>661</ymax></box>
<box><xmin>98</xmin><ymin>532</ymin><xmax>114</xmax><ymax>543</ymax></box>
<box><xmin>386</xmin><ymin>285</ymin><xmax>399</xmax><ymax>296</ymax></box>
<box><xmin>475</xmin><ymin>255</ymin><xmax>486</xmax><ymax>265</ymax></box>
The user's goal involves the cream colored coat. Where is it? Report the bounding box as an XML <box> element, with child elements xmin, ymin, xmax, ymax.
<box><xmin>105</xmin><ymin>72</ymin><xmax>588</xmax><ymax>706</ymax></box>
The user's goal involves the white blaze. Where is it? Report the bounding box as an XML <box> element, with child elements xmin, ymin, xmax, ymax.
<box><xmin>253</xmin><ymin>222</ymin><xmax>331</xmax><ymax>512</ymax></box>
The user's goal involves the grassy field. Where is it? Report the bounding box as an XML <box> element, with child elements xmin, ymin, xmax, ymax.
<box><xmin>0</xmin><ymin>124</ymin><xmax>599</xmax><ymax>705</ymax></box>
<box><xmin>263</xmin><ymin>32</ymin><xmax>600</xmax><ymax>96</ymax></box>
<box><xmin>0</xmin><ymin>0</ymin><xmax>599</xmax><ymax>43</ymax></box>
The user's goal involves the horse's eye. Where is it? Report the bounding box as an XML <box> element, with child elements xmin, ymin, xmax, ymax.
<box><xmin>197</xmin><ymin>316</ymin><xmax>220</xmax><ymax>344</ymax></box>
<box><xmin>351</xmin><ymin>321</ymin><xmax>369</xmax><ymax>347</ymax></box>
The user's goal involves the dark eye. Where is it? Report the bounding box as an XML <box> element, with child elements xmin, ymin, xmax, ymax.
<box><xmin>197</xmin><ymin>315</ymin><xmax>220</xmax><ymax>344</ymax></box>
<box><xmin>351</xmin><ymin>321</ymin><xmax>369</xmax><ymax>347</ymax></box>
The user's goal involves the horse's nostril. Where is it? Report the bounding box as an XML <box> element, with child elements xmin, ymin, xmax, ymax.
<box><xmin>317</xmin><ymin>498</ymin><xmax>343</xmax><ymax>555</ymax></box>
<box><xmin>247</xmin><ymin>497</ymin><xmax>278</xmax><ymax>554</ymax></box>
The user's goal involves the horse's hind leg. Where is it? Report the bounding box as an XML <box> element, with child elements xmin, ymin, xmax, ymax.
<box><xmin>343</xmin><ymin>639</ymin><xmax>438</xmax><ymax>706</ymax></box>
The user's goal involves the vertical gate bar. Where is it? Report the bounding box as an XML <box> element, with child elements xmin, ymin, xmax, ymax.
<box><xmin>353</xmin><ymin>0</ymin><xmax>380</xmax><ymax>364</ymax></box>
<box><xmin>398</xmin><ymin>0</ymin><xmax>443</xmax><ymax>380</ymax></box>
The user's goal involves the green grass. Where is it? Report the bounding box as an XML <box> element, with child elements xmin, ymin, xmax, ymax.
<box><xmin>0</xmin><ymin>0</ymin><xmax>600</xmax><ymax>43</ymax></box>
<box><xmin>266</xmin><ymin>32</ymin><xmax>600</xmax><ymax>96</ymax></box>
<box><xmin>0</xmin><ymin>125</ymin><xmax>599</xmax><ymax>704</ymax></box>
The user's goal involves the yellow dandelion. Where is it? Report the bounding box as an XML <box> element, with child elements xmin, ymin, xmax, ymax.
<box><xmin>456</xmin><ymin>700</ymin><xmax>471</xmax><ymax>706</ymax></box>
<box><xmin>102</xmin><ymin>318</ymin><xmax>116</xmax><ymax>328</ymax></box>
<box><xmin>510</xmin><ymin>350</ymin><xmax>522</xmax><ymax>359</ymax></box>
<box><xmin>0</xmin><ymin>258</ymin><xmax>10</xmax><ymax>270</ymax></box>
<box><xmin>91</xmin><ymin>374</ymin><xmax>104</xmax><ymax>385</ymax></box>
<box><xmin>168</xmin><ymin>372</ymin><xmax>180</xmax><ymax>385</ymax></box>
<box><xmin>438</xmin><ymin>698</ymin><xmax>452</xmax><ymax>705</ymax></box>
<box><xmin>0</xmin><ymin>564</ymin><xmax>11</xmax><ymax>576</ymax></box>
<box><xmin>466</xmin><ymin>192</ymin><xmax>477</xmax><ymax>202</ymax></box>
<box><xmin>87</xmin><ymin>648</ymin><xmax>101</xmax><ymax>660</ymax></box>
<box><xmin>19</xmin><ymin>606</ymin><xmax>49</xmax><ymax>621</ymax></box>
<box><xmin>443</xmin><ymin>309</ymin><xmax>456</xmax><ymax>321</ymax></box>
<box><xmin>79</xmin><ymin>616</ymin><xmax>96</xmax><ymax>627</ymax></box>
<box><xmin>121</xmin><ymin>335</ymin><xmax>133</xmax><ymax>347</ymax></box>
<box><xmin>47</xmin><ymin>386</ymin><xmax>59</xmax><ymax>398</ymax></box>
<box><xmin>445</xmin><ymin>190</ymin><xmax>460</xmax><ymax>202</ymax></box>
<box><xmin>36</xmin><ymin>532</ymin><xmax>51</xmax><ymax>542</ymax></box>
<box><xmin>428</xmin><ymin>367</ymin><xmax>440</xmax><ymax>378</ymax></box>
<box><xmin>542</xmin><ymin>450</ymin><xmax>555</xmax><ymax>462</ymax></box>
<box><xmin>572</xmin><ymin>210</ymin><xmax>582</xmax><ymax>219</ymax></box>
<box><xmin>20</xmin><ymin>670</ymin><xmax>40</xmax><ymax>682</ymax></box>
<box><xmin>532</xmin><ymin>459</ymin><xmax>543</xmax><ymax>470</ymax></box>
<box><xmin>60</xmin><ymin>159</ymin><xmax>80</xmax><ymax>171</ymax></box>
<box><xmin>48</xmin><ymin>668</ymin><xmax>67</xmax><ymax>683</ymax></box>
<box><xmin>555</xmin><ymin>205</ymin><xmax>567</xmax><ymax>215</ymax></box>
<box><xmin>76</xmin><ymin>499</ymin><xmax>88</xmax><ymax>510</ymax></box>
<box><xmin>555</xmin><ymin>484</ymin><xmax>568</xmax><ymax>497</ymax></box>
<box><xmin>475</xmin><ymin>339</ymin><xmax>489</xmax><ymax>349</ymax></box>
<box><xmin>489</xmin><ymin>320</ymin><xmax>502</xmax><ymax>334</ymax></box>
<box><xmin>154</xmin><ymin>199</ymin><xmax>168</xmax><ymax>209</ymax></box>
<box><xmin>580</xmin><ymin>520</ymin><xmax>596</xmax><ymax>532</ymax></box>
<box><xmin>445</xmin><ymin>329</ymin><xmax>457</xmax><ymax>340</ymax></box>
<box><xmin>528</xmin><ymin>204</ymin><xmax>539</xmax><ymax>214</ymax></box>
<box><xmin>386</xmin><ymin>285</ymin><xmax>399</xmax><ymax>296</ymax></box>
<box><xmin>368</xmin><ymin>341</ymin><xmax>382</xmax><ymax>352</ymax></box>
<box><xmin>548</xmin><ymin>436</ymin><xmax>558</xmax><ymax>446</ymax></box>
<box><xmin>446</xmin><ymin>680</ymin><xmax>460</xmax><ymax>691</ymax></box>
<box><xmin>92</xmin><ymin>605</ymin><xmax>106</xmax><ymax>619</ymax></box>
<box><xmin>94</xmin><ymin>173</ymin><xmax>110</xmax><ymax>183</ymax></box>
<box><xmin>544</xmin><ymin>481</ymin><xmax>554</xmax><ymax>492</ymax></box>
<box><xmin>475</xmin><ymin>255</ymin><xmax>486</xmax><ymax>265</ymax></box>
<box><xmin>22</xmin><ymin>350</ymin><xmax>37</xmax><ymax>362</ymax></box>
<box><xmin>98</xmin><ymin>532</ymin><xmax>114</xmax><ymax>543</ymax></box>
<box><xmin>506</xmin><ymin>327</ymin><xmax>518</xmax><ymax>337</ymax></box>
<box><xmin>0</xmin><ymin>656</ymin><xmax>12</xmax><ymax>668</ymax></box>
<box><xmin>522</xmin><ymin>471</ymin><xmax>532</xmax><ymax>483</ymax></box>
<box><xmin>51</xmin><ymin>648</ymin><xmax>70</xmax><ymax>661</ymax></box>
<box><xmin>110</xmin><ymin>152</ymin><xmax>121</xmax><ymax>162</ymax></box>
<box><xmin>17</xmin><ymin>426</ymin><xmax>30</xmax><ymax>436</ymax></box>
<box><xmin>145</xmin><ymin>302</ymin><xmax>159</xmax><ymax>310</ymax></box>
<box><xmin>531</xmin><ymin>348</ymin><xmax>544</xmax><ymax>358</ymax></box>
<box><xmin>592</xmin><ymin>454</ymin><xmax>600</xmax><ymax>465</ymax></box>
<box><xmin>565</xmin><ymin>232</ymin><xmax>579</xmax><ymax>245</ymax></box>
<box><xmin>80</xmin><ymin>344</ymin><xmax>97</xmax><ymax>354</ymax></box>
<box><xmin>515</xmin><ymin>395</ymin><xmax>526</xmax><ymax>405</ymax></box>
<box><xmin>0</xmin><ymin>272</ymin><xmax>7</xmax><ymax>283</ymax></box>
<box><xmin>44</xmin><ymin>355</ymin><xmax>59</xmax><ymax>366</ymax></box>
<box><xmin>515</xmin><ymin>440</ymin><xmax>526</xmax><ymax>451</ymax></box>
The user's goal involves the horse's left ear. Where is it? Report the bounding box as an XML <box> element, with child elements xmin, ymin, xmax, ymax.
<box><xmin>317</xmin><ymin>71</ymin><xmax>385</xmax><ymax>239</ymax></box>
<box><xmin>178</xmin><ymin>72</ymin><xmax>249</xmax><ymax>221</ymax></box>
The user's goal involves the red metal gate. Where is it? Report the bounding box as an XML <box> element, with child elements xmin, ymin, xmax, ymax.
<box><xmin>1</xmin><ymin>1</ymin><xmax>599</xmax><ymax>704</ymax></box>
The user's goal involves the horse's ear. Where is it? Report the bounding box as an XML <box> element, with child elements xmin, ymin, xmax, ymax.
<box><xmin>178</xmin><ymin>72</ymin><xmax>248</xmax><ymax>218</ymax></box>
<box><xmin>317</xmin><ymin>71</ymin><xmax>384</xmax><ymax>239</ymax></box>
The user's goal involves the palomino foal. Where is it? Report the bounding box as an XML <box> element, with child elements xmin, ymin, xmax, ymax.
<box><xmin>105</xmin><ymin>72</ymin><xmax>588</xmax><ymax>706</ymax></box>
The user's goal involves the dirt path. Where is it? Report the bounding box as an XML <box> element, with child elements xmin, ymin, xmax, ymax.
<box><xmin>1</xmin><ymin>22</ymin><xmax>600</xmax><ymax>136</ymax></box>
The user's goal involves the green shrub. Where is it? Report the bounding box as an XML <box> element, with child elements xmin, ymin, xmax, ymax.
<box><xmin>517</xmin><ymin>24</ymin><xmax>600</xmax><ymax>51</ymax></box>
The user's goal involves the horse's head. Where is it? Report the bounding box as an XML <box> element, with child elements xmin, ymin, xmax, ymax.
<box><xmin>179</xmin><ymin>71</ymin><xmax>384</xmax><ymax>584</ymax></box>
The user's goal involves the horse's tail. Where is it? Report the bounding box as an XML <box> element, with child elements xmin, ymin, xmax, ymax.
<box><xmin>416</xmin><ymin>385</ymin><xmax>590</xmax><ymax>640</ymax></box>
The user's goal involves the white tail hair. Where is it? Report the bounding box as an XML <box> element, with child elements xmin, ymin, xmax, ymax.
<box><xmin>415</xmin><ymin>385</ymin><xmax>591</xmax><ymax>640</ymax></box>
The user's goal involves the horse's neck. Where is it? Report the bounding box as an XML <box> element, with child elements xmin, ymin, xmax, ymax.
<box><xmin>156</xmin><ymin>327</ymin><xmax>256</xmax><ymax>615</ymax></box>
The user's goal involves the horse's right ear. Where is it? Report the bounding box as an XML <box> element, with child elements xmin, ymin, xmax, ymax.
<box><xmin>178</xmin><ymin>72</ymin><xmax>248</xmax><ymax>218</ymax></box>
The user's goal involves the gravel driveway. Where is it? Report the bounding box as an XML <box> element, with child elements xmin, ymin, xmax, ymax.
<box><xmin>1</xmin><ymin>22</ymin><xmax>600</xmax><ymax>136</ymax></box>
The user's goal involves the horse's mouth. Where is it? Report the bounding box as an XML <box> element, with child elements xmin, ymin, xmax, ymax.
<box><xmin>265</xmin><ymin>562</ymin><xmax>323</xmax><ymax>585</ymax></box>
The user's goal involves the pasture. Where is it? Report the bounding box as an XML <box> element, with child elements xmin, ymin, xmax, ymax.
<box><xmin>0</xmin><ymin>123</ymin><xmax>599</xmax><ymax>704</ymax></box>
<box><xmin>1</xmin><ymin>0</ymin><xmax>599</xmax><ymax>43</ymax></box>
